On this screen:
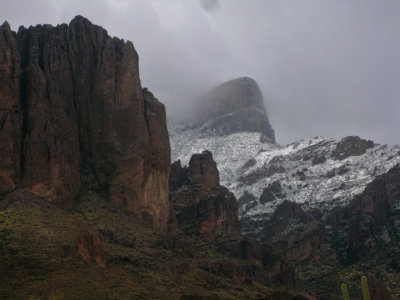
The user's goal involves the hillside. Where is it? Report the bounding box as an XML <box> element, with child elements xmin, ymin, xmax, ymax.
<box><xmin>0</xmin><ymin>17</ymin><xmax>312</xmax><ymax>300</ymax></box>
<box><xmin>169</xmin><ymin>77</ymin><xmax>400</xmax><ymax>299</ymax></box>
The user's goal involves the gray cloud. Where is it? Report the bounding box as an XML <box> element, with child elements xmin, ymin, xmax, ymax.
<box><xmin>199</xmin><ymin>0</ymin><xmax>219</xmax><ymax>12</ymax></box>
<box><xmin>1</xmin><ymin>0</ymin><xmax>399</xmax><ymax>145</ymax></box>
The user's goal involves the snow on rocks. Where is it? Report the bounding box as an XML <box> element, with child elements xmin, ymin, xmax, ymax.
<box><xmin>169</xmin><ymin>121</ymin><xmax>400</xmax><ymax>230</ymax></box>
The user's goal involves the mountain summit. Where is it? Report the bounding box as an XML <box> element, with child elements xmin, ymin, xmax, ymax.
<box><xmin>192</xmin><ymin>77</ymin><xmax>275</xmax><ymax>142</ymax></box>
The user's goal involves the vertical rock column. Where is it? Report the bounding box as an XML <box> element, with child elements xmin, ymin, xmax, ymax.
<box><xmin>0</xmin><ymin>22</ymin><xmax>22</xmax><ymax>194</ymax></box>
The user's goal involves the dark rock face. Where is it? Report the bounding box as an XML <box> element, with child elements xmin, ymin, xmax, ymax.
<box><xmin>0</xmin><ymin>17</ymin><xmax>171</xmax><ymax>230</ymax></box>
<box><xmin>170</xmin><ymin>151</ymin><xmax>239</xmax><ymax>236</ymax></box>
<box><xmin>238</xmin><ymin>191</ymin><xmax>257</xmax><ymax>214</ymax></box>
<box><xmin>238</xmin><ymin>166</ymin><xmax>400</xmax><ymax>298</ymax></box>
<box><xmin>170</xmin><ymin>151</ymin><xmax>219</xmax><ymax>205</ymax></box>
<box><xmin>0</xmin><ymin>21</ymin><xmax>22</xmax><ymax>195</ymax></box>
<box><xmin>259</xmin><ymin>181</ymin><xmax>285</xmax><ymax>204</ymax></box>
<box><xmin>186</xmin><ymin>151</ymin><xmax>220</xmax><ymax>194</ymax></box>
<box><xmin>194</xmin><ymin>77</ymin><xmax>275</xmax><ymax>142</ymax></box>
<box><xmin>215</xmin><ymin>238</ymin><xmax>295</xmax><ymax>287</ymax></box>
<box><xmin>332</xmin><ymin>136</ymin><xmax>374</xmax><ymax>160</ymax></box>
<box><xmin>174</xmin><ymin>186</ymin><xmax>240</xmax><ymax>236</ymax></box>
<box><xmin>169</xmin><ymin>152</ymin><xmax>297</xmax><ymax>289</ymax></box>
<box><xmin>255</xmin><ymin>201</ymin><xmax>336</xmax><ymax>266</ymax></box>
<box><xmin>342</xmin><ymin>164</ymin><xmax>400</xmax><ymax>259</ymax></box>
<box><xmin>247</xmin><ymin>165</ymin><xmax>400</xmax><ymax>267</ymax></box>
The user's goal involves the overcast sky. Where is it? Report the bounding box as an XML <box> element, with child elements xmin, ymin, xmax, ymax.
<box><xmin>1</xmin><ymin>0</ymin><xmax>399</xmax><ymax>145</ymax></box>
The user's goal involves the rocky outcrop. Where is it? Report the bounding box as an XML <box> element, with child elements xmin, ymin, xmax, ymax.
<box><xmin>341</xmin><ymin>164</ymin><xmax>400</xmax><ymax>259</ymax></box>
<box><xmin>169</xmin><ymin>152</ymin><xmax>296</xmax><ymax>287</ymax></box>
<box><xmin>174</xmin><ymin>185</ymin><xmax>240</xmax><ymax>236</ymax></box>
<box><xmin>170</xmin><ymin>151</ymin><xmax>240</xmax><ymax>236</ymax></box>
<box><xmin>243</xmin><ymin>165</ymin><xmax>400</xmax><ymax>266</ymax></box>
<box><xmin>255</xmin><ymin>201</ymin><xmax>336</xmax><ymax>266</ymax></box>
<box><xmin>170</xmin><ymin>151</ymin><xmax>219</xmax><ymax>205</ymax></box>
<box><xmin>0</xmin><ymin>16</ymin><xmax>170</xmax><ymax>230</ymax></box>
<box><xmin>259</xmin><ymin>181</ymin><xmax>285</xmax><ymax>204</ymax></box>
<box><xmin>0</xmin><ymin>21</ymin><xmax>22</xmax><ymax>195</ymax></box>
<box><xmin>215</xmin><ymin>238</ymin><xmax>295</xmax><ymax>287</ymax></box>
<box><xmin>193</xmin><ymin>77</ymin><xmax>275</xmax><ymax>142</ymax></box>
<box><xmin>75</xmin><ymin>229</ymin><xmax>106</xmax><ymax>267</ymax></box>
<box><xmin>332</xmin><ymin>136</ymin><xmax>374</xmax><ymax>160</ymax></box>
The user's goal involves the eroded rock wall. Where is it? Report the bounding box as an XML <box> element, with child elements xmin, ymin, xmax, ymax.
<box><xmin>170</xmin><ymin>151</ymin><xmax>240</xmax><ymax>236</ymax></box>
<box><xmin>0</xmin><ymin>17</ymin><xmax>171</xmax><ymax>230</ymax></box>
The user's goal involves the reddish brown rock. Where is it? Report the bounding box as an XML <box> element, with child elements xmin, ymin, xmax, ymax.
<box><xmin>215</xmin><ymin>238</ymin><xmax>295</xmax><ymax>287</ymax></box>
<box><xmin>170</xmin><ymin>150</ymin><xmax>219</xmax><ymax>205</ymax></box>
<box><xmin>169</xmin><ymin>160</ymin><xmax>187</xmax><ymax>191</ymax></box>
<box><xmin>170</xmin><ymin>151</ymin><xmax>240</xmax><ymax>236</ymax></box>
<box><xmin>174</xmin><ymin>185</ymin><xmax>240</xmax><ymax>236</ymax></box>
<box><xmin>186</xmin><ymin>150</ymin><xmax>219</xmax><ymax>191</ymax></box>
<box><xmin>75</xmin><ymin>229</ymin><xmax>106</xmax><ymax>267</ymax></box>
<box><xmin>257</xmin><ymin>201</ymin><xmax>336</xmax><ymax>266</ymax></box>
<box><xmin>0</xmin><ymin>22</ymin><xmax>22</xmax><ymax>195</ymax></box>
<box><xmin>0</xmin><ymin>16</ymin><xmax>171</xmax><ymax>230</ymax></box>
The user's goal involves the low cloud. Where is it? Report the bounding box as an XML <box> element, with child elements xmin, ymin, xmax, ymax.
<box><xmin>199</xmin><ymin>0</ymin><xmax>219</xmax><ymax>12</ymax></box>
<box><xmin>1</xmin><ymin>0</ymin><xmax>399</xmax><ymax>145</ymax></box>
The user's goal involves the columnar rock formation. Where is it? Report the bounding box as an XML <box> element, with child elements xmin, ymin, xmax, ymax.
<box><xmin>0</xmin><ymin>16</ymin><xmax>171</xmax><ymax>230</ymax></box>
<box><xmin>170</xmin><ymin>151</ymin><xmax>240</xmax><ymax>236</ymax></box>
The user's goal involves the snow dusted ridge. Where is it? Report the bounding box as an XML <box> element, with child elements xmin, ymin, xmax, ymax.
<box><xmin>169</xmin><ymin>121</ymin><xmax>400</xmax><ymax>224</ymax></box>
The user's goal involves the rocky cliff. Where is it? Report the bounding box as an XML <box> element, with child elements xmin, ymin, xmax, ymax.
<box><xmin>170</xmin><ymin>150</ymin><xmax>240</xmax><ymax>236</ymax></box>
<box><xmin>188</xmin><ymin>77</ymin><xmax>275</xmax><ymax>142</ymax></box>
<box><xmin>0</xmin><ymin>16</ymin><xmax>170</xmax><ymax>230</ymax></box>
<box><xmin>169</xmin><ymin>151</ymin><xmax>296</xmax><ymax>288</ymax></box>
<box><xmin>170</xmin><ymin>121</ymin><xmax>400</xmax><ymax>296</ymax></box>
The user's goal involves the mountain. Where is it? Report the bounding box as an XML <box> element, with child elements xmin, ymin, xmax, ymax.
<box><xmin>169</xmin><ymin>151</ymin><xmax>296</xmax><ymax>289</ymax></box>
<box><xmin>169</xmin><ymin>77</ymin><xmax>400</xmax><ymax>298</ymax></box>
<box><xmin>188</xmin><ymin>77</ymin><xmax>275</xmax><ymax>142</ymax></box>
<box><xmin>0</xmin><ymin>16</ymin><xmax>171</xmax><ymax>230</ymax></box>
<box><xmin>0</xmin><ymin>17</ymin><xmax>313</xmax><ymax>299</ymax></box>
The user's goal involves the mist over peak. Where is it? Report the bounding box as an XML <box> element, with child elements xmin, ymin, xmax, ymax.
<box><xmin>170</xmin><ymin>77</ymin><xmax>275</xmax><ymax>142</ymax></box>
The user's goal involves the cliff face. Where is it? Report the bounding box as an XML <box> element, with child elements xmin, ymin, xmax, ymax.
<box><xmin>0</xmin><ymin>17</ymin><xmax>170</xmax><ymax>230</ymax></box>
<box><xmin>169</xmin><ymin>151</ymin><xmax>296</xmax><ymax>288</ymax></box>
<box><xmin>170</xmin><ymin>151</ymin><xmax>240</xmax><ymax>236</ymax></box>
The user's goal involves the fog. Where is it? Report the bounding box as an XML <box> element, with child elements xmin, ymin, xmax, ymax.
<box><xmin>1</xmin><ymin>0</ymin><xmax>399</xmax><ymax>145</ymax></box>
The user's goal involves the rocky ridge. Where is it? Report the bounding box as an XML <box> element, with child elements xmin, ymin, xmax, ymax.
<box><xmin>168</xmin><ymin>77</ymin><xmax>400</xmax><ymax>298</ymax></box>
<box><xmin>0</xmin><ymin>16</ymin><xmax>170</xmax><ymax>230</ymax></box>
<box><xmin>169</xmin><ymin>151</ymin><xmax>296</xmax><ymax>289</ymax></box>
<box><xmin>0</xmin><ymin>18</ymin><xmax>313</xmax><ymax>299</ymax></box>
<box><xmin>170</xmin><ymin>127</ymin><xmax>399</xmax><ymax>236</ymax></box>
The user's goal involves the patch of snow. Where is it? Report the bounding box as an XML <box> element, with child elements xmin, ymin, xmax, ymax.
<box><xmin>169</xmin><ymin>121</ymin><xmax>400</xmax><ymax>231</ymax></box>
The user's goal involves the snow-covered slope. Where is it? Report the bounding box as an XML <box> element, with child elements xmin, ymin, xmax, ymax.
<box><xmin>169</xmin><ymin>121</ymin><xmax>400</xmax><ymax>235</ymax></box>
